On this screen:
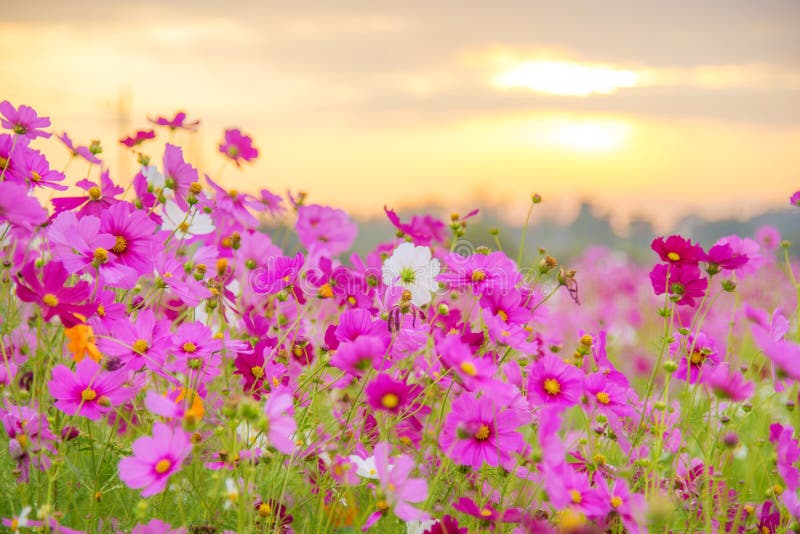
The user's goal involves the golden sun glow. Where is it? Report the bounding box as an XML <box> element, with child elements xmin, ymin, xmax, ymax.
<box><xmin>492</xmin><ymin>60</ymin><xmax>640</xmax><ymax>97</ymax></box>
<box><xmin>515</xmin><ymin>116</ymin><xmax>633</xmax><ymax>153</ymax></box>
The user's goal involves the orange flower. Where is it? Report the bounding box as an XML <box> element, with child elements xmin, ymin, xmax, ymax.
<box><xmin>65</xmin><ymin>323</ymin><xmax>102</xmax><ymax>362</ymax></box>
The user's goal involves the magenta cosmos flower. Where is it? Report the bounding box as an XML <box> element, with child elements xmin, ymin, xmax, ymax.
<box><xmin>57</xmin><ymin>132</ymin><xmax>101</xmax><ymax>165</ymax></box>
<box><xmin>439</xmin><ymin>392</ymin><xmax>530</xmax><ymax>471</ymax></box>
<box><xmin>262</xmin><ymin>387</ymin><xmax>297</xmax><ymax>455</ymax></box>
<box><xmin>15</xmin><ymin>260</ymin><xmax>95</xmax><ymax>328</ymax></box>
<box><xmin>219</xmin><ymin>128</ymin><xmax>258</xmax><ymax>166</ymax></box>
<box><xmin>373</xmin><ymin>441</ymin><xmax>429</xmax><ymax>521</ymax></box>
<box><xmin>99</xmin><ymin>201</ymin><xmax>157</xmax><ymax>280</ymax></box>
<box><xmin>527</xmin><ymin>356</ymin><xmax>583</xmax><ymax>409</ymax></box>
<box><xmin>295</xmin><ymin>204</ymin><xmax>358</xmax><ymax>255</ymax></box>
<box><xmin>149</xmin><ymin>111</ymin><xmax>200</xmax><ymax>131</ymax></box>
<box><xmin>52</xmin><ymin>172</ymin><xmax>124</xmax><ymax>218</ymax></box>
<box><xmin>118</xmin><ymin>422</ymin><xmax>193</xmax><ymax>497</ymax></box>
<box><xmin>48</xmin><ymin>358</ymin><xmax>133</xmax><ymax>421</ymax></box>
<box><xmin>651</xmin><ymin>235</ymin><xmax>705</xmax><ymax>265</ymax></box>
<box><xmin>0</xmin><ymin>100</ymin><xmax>51</xmax><ymax>140</ymax></box>
<box><xmin>162</xmin><ymin>143</ymin><xmax>199</xmax><ymax>210</ymax></box>
<box><xmin>384</xmin><ymin>206</ymin><xmax>448</xmax><ymax>246</ymax></box>
<box><xmin>0</xmin><ymin>182</ymin><xmax>47</xmax><ymax>232</ymax></box>
<box><xmin>120</xmin><ymin>129</ymin><xmax>155</xmax><ymax>148</ymax></box>
<box><xmin>365</xmin><ymin>373</ymin><xmax>422</xmax><ymax>414</ymax></box>
<box><xmin>649</xmin><ymin>263</ymin><xmax>708</xmax><ymax>307</ymax></box>
<box><xmin>791</xmin><ymin>190</ymin><xmax>800</xmax><ymax>207</ymax></box>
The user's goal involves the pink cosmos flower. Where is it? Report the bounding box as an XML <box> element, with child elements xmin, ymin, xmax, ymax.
<box><xmin>649</xmin><ymin>263</ymin><xmax>708</xmax><ymax>307</ymax></box>
<box><xmin>527</xmin><ymin>356</ymin><xmax>583</xmax><ymax>409</ymax></box>
<box><xmin>384</xmin><ymin>206</ymin><xmax>448</xmax><ymax>246</ymax></box>
<box><xmin>365</xmin><ymin>373</ymin><xmax>421</xmax><ymax>414</ymax></box>
<box><xmin>439</xmin><ymin>393</ymin><xmax>530</xmax><ymax>470</ymax></box>
<box><xmin>439</xmin><ymin>251</ymin><xmax>521</xmax><ymax>296</ymax></box>
<box><xmin>16</xmin><ymin>149</ymin><xmax>67</xmax><ymax>191</ymax></box>
<box><xmin>0</xmin><ymin>133</ymin><xmax>21</xmax><ymax>180</ymax></box>
<box><xmin>205</xmin><ymin>175</ymin><xmax>260</xmax><ymax>227</ymax></box>
<box><xmin>373</xmin><ymin>441</ymin><xmax>429</xmax><ymax>521</ymax></box>
<box><xmin>296</xmin><ymin>204</ymin><xmax>358</xmax><ymax>255</ymax></box>
<box><xmin>99</xmin><ymin>201</ymin><xmax>157</xmax><ymax>281</ymax></box>
<box><xmin>127</xmin><ymin>519</ymin><xmax>186</xmax><ymax>534</ymax></box>
<box><xmin>543</xmin><ymin>462</ymin><xmax>607</xmax><ymax>520</ymax></box>
<box><xmin>258</xmin><ymin>188</ymin><xmax>286</xmax><ymax>216</ymax></box>
<box><xmin>0</xmin><ymin>403</ymin><xmax>57</xmax><ymax>482</ymax></box>
<box><xmin>15</xmin><ymin>260</ymin><xmax>95</xmax><ymax>328</ymax></box>
<box><xmin>704</xmin><ymin>364</ymin><xmax>754</xmax><ymax>401</ymax></box>
<box><xmin>47</xmin><ymin>211</ymin><xmax>132</xmax><ymax>283</ymax></box>
<box><xmin>0</xmin><ymin>182</ymin><xmax>47</xmax><ymax>232</ymax></box>
<box><xmin>162</xmin><ymin>143</ymin><xmax>198</xmax><ymax>210</ymax></box>
<box><xmin>120</xmin><ymin>129</ymin><xmax>155</xmax><ymax>148</ymax></box>
<box><xmin>791</xmin><ymin>190</ymin><xmax>800</xmax><ymax>207</ymax></box>
<box><xmin>263</xmin><ymin>387</ymin><xmax>297</xmax><ymax>455</ymax></box>
<box><xmin>52</xmin><ymin>172</ymin><xmax>124</xmax><ymax>218</ymax></box>
<box><xmin>770</xmin><ymin>423</ymin><xmax>800</xmax><ymax>491</ymax></box>
<box><xmin>671</xmin><ymin>332</ymin><xmax>720</xmax><ymax>384</ymax></box>
<box><xmin>98</xmin><ymin>310</ymin><xmax>171</xmax><ymax>372</ymax></box>
<box><xmin>755</xmin><ymin>225</ymin><xmax>781</xmax><ymax>252</ymax></box>
<box><xmin>48</xmin><ymin>358</ymin><xmax>133</xmax><ymax>420</ymax></box>
<box><xmin>118</xmin><ymin>422</ymin><xmax>193</xmax><ymax>497</ymax></box>
<box><xmin>57</xmin><ymin>132</ymin><xmax>102</xmax><ymax>164</ymax></box>
<box><xmin>219</xmin><ymin>128</ymin><xmax>258</xmax><ymax>166</ymax></box>
<box><xmin>329</xmin><ymin>335</ymin><xmax>390</xmax><ymax>378</ymax></box>
<box><xmin>651</xmin><ymin>235</ymin><xmax>705</xmax><ymax>265</ymax></box>
<box><xmin>0</xmin><ymin>101</ymin><xmax>51</xmax><ymax>140</ymax></box>
<box><xmin>596</xmin><ymin>476</ymin><xmax>646</xmax><ymax>533</ymax></box>
<box><xmin>452</xmin><ymin>497</ymin><xmax>521</xmax><ymax>525</ymax></box>
<box><xmin>583</xmin><ymin>371</ymin><xmax>635</xmax><ymax>417</ymax></box>
<box><xmin>149</xmin><ymin>111</ymin><xmax>200</xmax><ymax>131</ymax></box>
<box><xmin>704</xmin><ymin>242</ymin><xmax>748</xmax><ymax>272</ymax></box>
<box><xmin>713</xmin><ymin>235</ymin><xmax>764</xmax><ymax>276</ymax></box>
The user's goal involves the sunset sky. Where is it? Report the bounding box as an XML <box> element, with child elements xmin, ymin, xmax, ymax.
<box><xmin>3</xmin><ymin>1</ymin><xmax>799</xmax><ymax>230</ymax></box>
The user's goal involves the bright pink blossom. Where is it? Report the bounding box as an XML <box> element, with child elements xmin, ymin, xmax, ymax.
<box><xmin>118</xmin><ymin>423</ymin><xmax>193</xmax><ymax>497</ymax></box>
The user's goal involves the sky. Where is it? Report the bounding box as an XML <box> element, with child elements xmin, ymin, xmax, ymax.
<box><xmin>3</xmin><ymin>0</ymin><xmax>799</xmax><ymax>230</ymax></box>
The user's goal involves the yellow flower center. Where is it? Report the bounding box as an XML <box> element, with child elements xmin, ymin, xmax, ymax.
<box><xmin>474</xmin><ymin>424</ymin><xmax>490</xmax><ymax>441</ymax></box>
<box><xmin>42</xmin><ymin>293</ymin><xmax>59</xmax><ymax>307</ymax></box>
<box><xmin>610</xmin><ymin>495</ymin><xmax>623</xmax><ymax>508</ymax></box>
<box><xmin>93</xmin><ymin>248</ymin><xmax>109</xmax><ymax>264</ymax></box>
<box><xmin>258</xmin><ymin>502</ymin><xmax>272</xmax><ymax>517</ymax></box>
<box><xmin>690</xmin><ymin>351</ymin><xmax>705</xmax><ymax>365</ymax></box>
<box><xmin>178</xmin><ymin>222</ymin><xmax>190</xmax><ymax>233</ymax></box>
<box><xmin>376</xmin><ymin>500</ymin><xmax>389</xmax><ymax>512</ymax></box>
<box><xmin>596</xmin><ymin>392</ymin><xmax>611</xmax><ymax>405</ymax></box>
<box><xmin>460</xmin><ymin>361</ymin><xmax>477</xmax><ymax>376</ymax></box>
<box><xmin>81</xmin><ymin>388</ymin><xmax>97</xmax><ymax>401</ymax></box>
<box><xmin>132</xmin><ymin>339</ymin><xmax>149</xmax><ymax>354</ymax></box>
<box><xmin>97</xmin><ymin>303</ymin><xmax>106</xmax><ymax>317</ymax></box>
<box><xmin>112</xmin><ymin>235</ymin><xmax>127</xmax><ymax>254</ymax></box>
<box><xmin>497</xmin><ymin>309</ymin><xmax>508</xmax><ymax>322</ymax></box>
<box><xmin>189</xmin><ymin>182</ymin><xmax>202</xmax><ymax>194</ymax></box>
<box><xmin>381</xmin><ymin>393</ymin><xmax>399</xmax><ymax>409</ymax></box>
<box><xmin>182</xmin><ymin>342</ymin><xmax>197</xmax><ymax>353</ymax></box>
<box><xmin>471</xmin><ymin>269</ymin><xmax>487</xmax><ymax>282</ymax></box>
<box><xmin>88</xmin><ymin>186</ymin><xmax>102</xmax><ymax>200</ymax></box>
<box><xmin>667</xmin><ymin>251</ymin><xmax>680</xmax><ymax>261</ymax></box>
<box><xmin>155</xmin><ymin>459</ymin><xmax>172</xmax><ymax>474</ymax></box>
<box><xmin>251</xmin><ymin>365</ymin><xmax>264</xmax><ymax>378</ymax></box>
<box><xmin>318</xmin><ymin>283</ymin><xmax>334</xmax><ymax>299</ymax></box>
<box><xmin>31</xmin><ymin>170</ymin><xmax>42</xmax><ymax>182</ymax></box>
<box><xmin>570</xmin><ymin>489</ymin><xmax>582</xmax><ymax>504</ymax></box>
<box><xmin>479</xmin><ymin>509</ymin><xmax>492</xmax><ymax>517</ymax></box>
<box><xmin>16</xmin><ymin>434</ymin><xmax>28</xmax><ymax>449</ymax></box>
<box><xmin>543</xmin><ymin>378</ymin><xmax>561</xmax><ymax>396</ymax></box>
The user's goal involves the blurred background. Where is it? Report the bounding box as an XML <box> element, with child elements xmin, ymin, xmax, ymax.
<box><xmin>3</xmin><ymin>0</ymin><xmax>799</xmax><ymax>256</ymax></box>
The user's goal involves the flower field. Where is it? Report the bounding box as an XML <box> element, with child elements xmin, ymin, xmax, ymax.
<box><xmin>1</xmin><ymin>100</ymin><xmax>800</xmax><ymax>533</ymax></box>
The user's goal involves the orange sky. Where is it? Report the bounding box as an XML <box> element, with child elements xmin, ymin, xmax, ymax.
<box><xmin>2</xmin><ymin>1</ymin><xmax>799</xmax><ymax>230</ymax></box>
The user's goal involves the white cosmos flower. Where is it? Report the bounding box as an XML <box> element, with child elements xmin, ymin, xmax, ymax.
<box><xmin>161</xmin><ymin>200</ymin><xmax>215</xmax><ymax>237</ymax></box>
<box><xmin>349</xmin><ymin>454</ymin><xmax>380</xmax><ymax>479</ymax></box>
<box><xmin>143</xmin><ymin>164</ymin><xmax>165</xmax><ymax>188</ymax></box>
<box><xmin>381</xmin><ymin>242</ymin><xmax>440</xmax><ymax>307</ymax></box>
